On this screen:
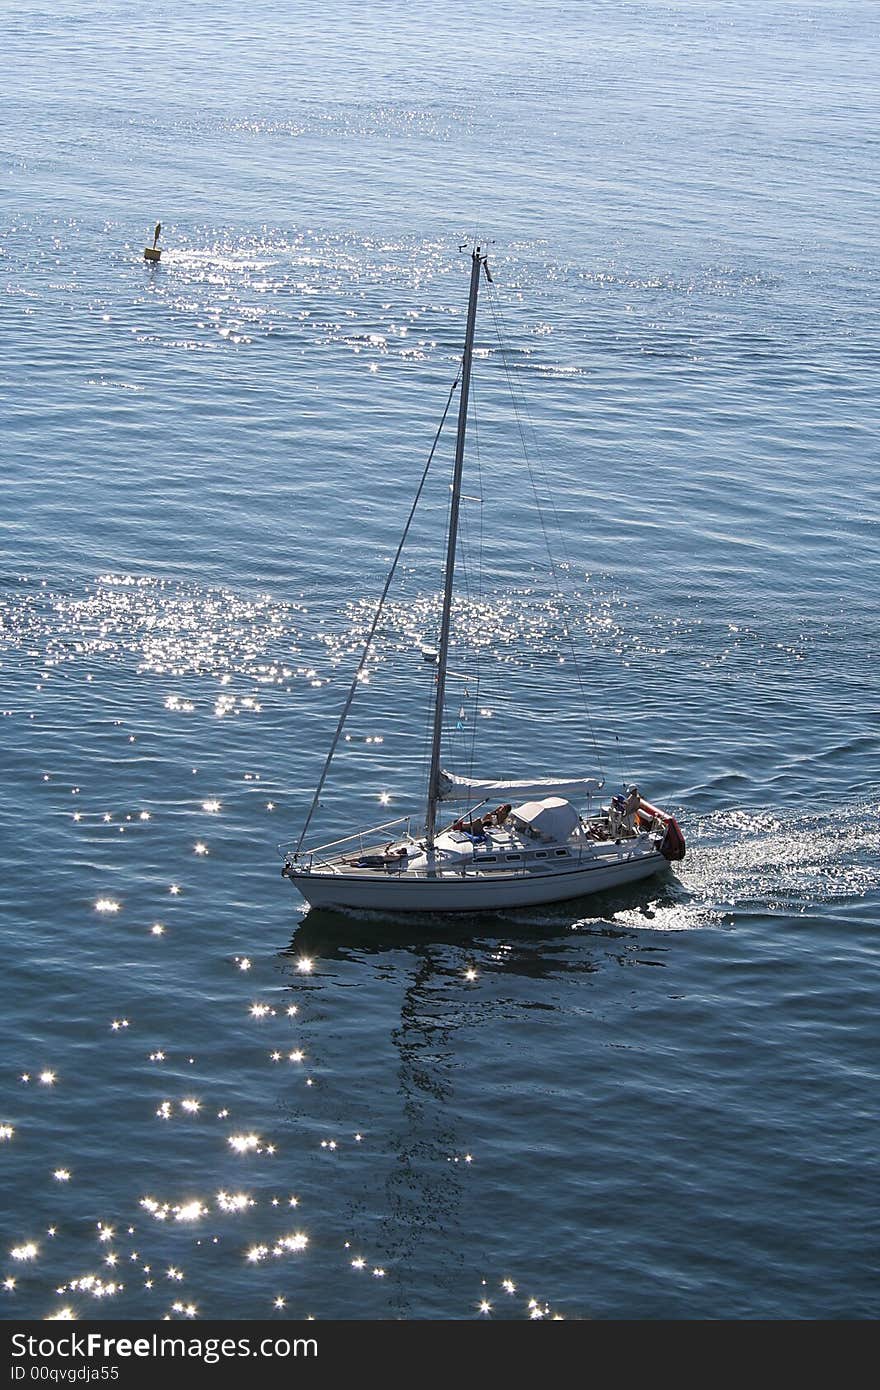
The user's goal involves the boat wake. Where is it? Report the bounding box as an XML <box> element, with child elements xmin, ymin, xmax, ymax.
<box><xmin>588</xmin><ymin>799</ymin><xmax>878</xmax><ymax>935</ymax></box>
<box><xmin>678</xmin><ymin>801</ymin><xmax>878</xmax><ymax>910</ymax></box>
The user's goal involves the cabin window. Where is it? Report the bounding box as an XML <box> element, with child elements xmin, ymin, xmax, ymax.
<box><xmin>505</xmin><ymin>854</ymin><xmax>521</xmax><ymax>861</ymax></box>
<box><xmin>554</xmin><ymin>849</ymin><xmax>568</xmax><ymax>857</ymax></box>
<box><xmin>534</xmin><ymin>851</ymin><xmax>547</xmax><ymax>858</ymax></box>
<box><xmin>481</xmin><ymin>855</ymin><xmax>497</xmax><ymax>863</ymax></box>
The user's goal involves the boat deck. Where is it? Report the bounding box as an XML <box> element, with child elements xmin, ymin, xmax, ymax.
<box><xmin>312</xmin><ymin>828</ymin><xmax>656</xmax><ymax>880</ymax></box>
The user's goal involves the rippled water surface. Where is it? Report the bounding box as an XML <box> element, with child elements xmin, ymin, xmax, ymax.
<box><xmin>2</xmin><ymin>0</ymin><xmax>878</xmax><ymax>1321</ymax></box>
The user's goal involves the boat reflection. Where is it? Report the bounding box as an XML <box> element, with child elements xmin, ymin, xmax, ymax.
<box><xmin>271</xmin><ymin>878</ymin><xmax>692</xmax><ymax>1316</ymax></box>
<box><xmin>279</xmin><ymin>877</ymin><xmax>687</xmax><ymax>971</ymax></box>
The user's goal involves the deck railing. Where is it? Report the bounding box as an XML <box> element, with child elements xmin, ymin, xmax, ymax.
<box><xmin>278</xmin><ymin>815</ymin><xmax>414</xmax><ymax>871</ymax></box>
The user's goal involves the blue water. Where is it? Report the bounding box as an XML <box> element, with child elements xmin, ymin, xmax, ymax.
<box><xmin>2</xmin><ymin>0</ymin><xmax>878</xmax><ymax>1321</ymax></box>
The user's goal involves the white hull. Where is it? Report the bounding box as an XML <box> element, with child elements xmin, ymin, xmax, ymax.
<box><xmin>287</xmin><ymin>847</ymin><xmax>667</xmax><ymax>915</ymax></box>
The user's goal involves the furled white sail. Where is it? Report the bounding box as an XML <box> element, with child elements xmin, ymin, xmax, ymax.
<box><xmin>437</xmin><ymin>770</ymin><xmax>604</xmax><ymax>802</ymax></box>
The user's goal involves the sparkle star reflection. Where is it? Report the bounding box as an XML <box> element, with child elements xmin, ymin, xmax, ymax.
<box><xmin>174</xmin><ymin>1201</ymin><xmax>207</xmax><ymax>1223</ymax></box>
<box><xmin>216</xmin><ymin>1192</ymin><xmax>253</xmax><ymax>1213</ymax></box>
<box><xmin>276</xmin><ymin>1233</ymin><xmax>308</xmax><ymax>1253</ymax></box>
<box><xmin>228</xmin><ymin>1133</ymin><xmax>261</xmax><ymax>1153</ymax></box>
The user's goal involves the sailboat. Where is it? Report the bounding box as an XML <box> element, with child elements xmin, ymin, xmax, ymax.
<box><xmin>280</xmin><ymin>245</ymin><xmax>685</xmax><ymax>914</ymax></box>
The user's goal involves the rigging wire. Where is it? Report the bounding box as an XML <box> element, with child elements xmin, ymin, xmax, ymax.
<box><xmin>295</xmin><ymin>369</ymin><xmax>461</xmax><ymax>852</ymax></box>
<box><xmin>462</xmin><ymin>381</ymin><xmax>489</xmax><ymax>805</ymax></box>
<box><xmin>466</xmin><ymin>378</ymin><xmax>486</xmax><ymax>796</ymax></box>
<box><xmin>484</xmin><ymin>277</ymin><xmax>619</xmax><ymax>786</ymax></box>
<box><xmin>447</xmin><ymin>372</ymin><xmax>487</xmax><ymax>820</ymax></box>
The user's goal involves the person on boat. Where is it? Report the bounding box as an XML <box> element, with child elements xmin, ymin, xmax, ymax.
<box><xmin>622</xmin><ymin>785</ymin><xmax>641</xmax><ymax>834</ymax></box>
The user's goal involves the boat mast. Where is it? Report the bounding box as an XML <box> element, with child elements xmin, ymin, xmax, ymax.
<box><xmin>425</xmin><ymin>245</ymin><xmax>488</xmax><ymax>851</ymax></box>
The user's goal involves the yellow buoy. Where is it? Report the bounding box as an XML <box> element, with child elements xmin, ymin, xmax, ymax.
<box><xmin>144</xmin><ymin>222</ymin><xmax>162</xmax><ymax>262</ymax></box>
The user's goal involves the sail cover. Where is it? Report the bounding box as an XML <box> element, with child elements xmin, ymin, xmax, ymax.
<box><xmin>509</xmin><ymin>798</ymin><xmax>581</xmax><ymax>842</ymax></box>
<box><xmin>438</xmin><ymin>770</ymin><xmax>604</xmax><ymax>802</ymax></box>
